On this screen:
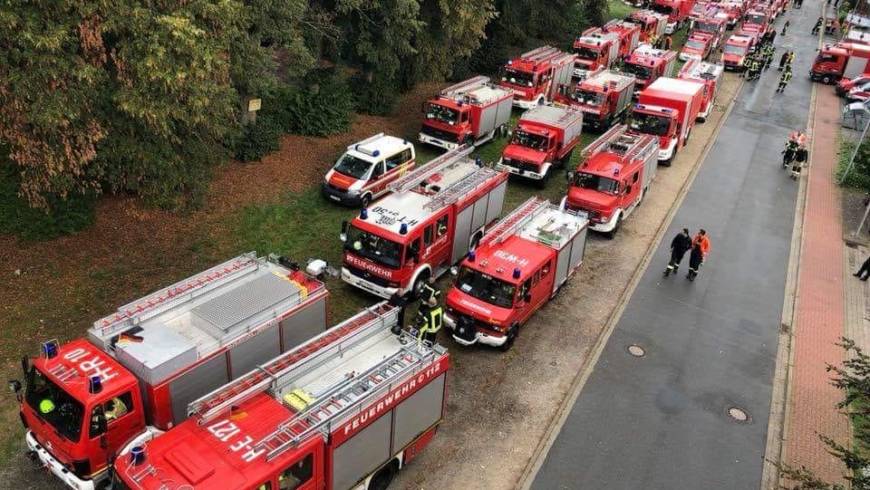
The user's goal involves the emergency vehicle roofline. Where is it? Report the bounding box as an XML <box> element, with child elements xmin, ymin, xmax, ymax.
<box><xmin>478</xmin><ymin>197</ymin><xmax>552</xmax><ymax>249</ymax></box>
<box><xmin>583</xmin><ymin>124</ymin><xmax>658</xmax><ymax>163</ymax></box>
<box><xmin>389</xmin><ymin>145</ymin><xmax>474</xmax><ymax>194</ymax></box>
<box><xmin>439</xmin><ymin>75</ymin><xmax>491</xmax><ymax>98</ymax></box>
<box><xmin>188</xmin><ymin>302</ymin><xmax>398</xmax><ymax>423</ymax></box>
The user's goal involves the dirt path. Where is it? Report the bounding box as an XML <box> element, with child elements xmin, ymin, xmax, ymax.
<box><xmin>391</xmin><ymin>73</ymin><xmax>743</xmax><ymax>490</ymax></box>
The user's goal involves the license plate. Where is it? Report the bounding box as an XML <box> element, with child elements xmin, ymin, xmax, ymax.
<box><xmin>329</xmin><ymin>195</ymin><xmax>341</xmax><ymax>202</ymax></box>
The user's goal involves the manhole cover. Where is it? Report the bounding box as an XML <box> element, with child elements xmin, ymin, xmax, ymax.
<box><xmin>627</xmin><ymin>344</ymin><xmax>646</xmax><ymax>357</ymax></box>
<box><xmin>728</xmin><ymin>407</ymin><xmax>750</xmax><ymax>423</ymax></box>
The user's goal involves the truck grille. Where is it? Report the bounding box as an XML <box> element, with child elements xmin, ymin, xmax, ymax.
<box><xmin>420</xmin><ymin>126</ymin><xmax>459</xmax><ymax>143</ymax></box>
<box><xmin>346</xmin><ymin>264</ymin><xmax>392</xmax><ymax>287</ymax></box>
<box><xmin>326</xmin><ymin>183</ymin><xmax>346</xmax><ymax>193</ymax></box>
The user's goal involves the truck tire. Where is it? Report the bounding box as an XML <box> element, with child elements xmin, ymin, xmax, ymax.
<box><xmin>821</xmin><ymin>74</ymin><xmax>833</xmax><ymax>84</ymax></box>
<box><xmin>606</xmin><ymin>214</ymin><xmax>622</xmax><ymax>239</ymax></box>
<box><xmin>500</xmin><ymin>324</ymin><xmax>519</xmax><ymax>352</ymax></box>
<box><xmin>361</xmin><ymin>193</ymin><xmax>373</xmax><ymax>209</ymax></box>
<box><xmin>369</xmin><ymin>461</ymin><xmax>398</xmax><ymax>490</ymax></box>
<box><xmin>409</xmin><ymin>270</ymin><xmax>431</xmax><ymax>300</ymax></box>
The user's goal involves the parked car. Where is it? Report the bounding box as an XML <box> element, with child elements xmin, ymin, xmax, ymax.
<box><xmin>837</xmin><ymin>74</ymin><xmax>870</xmax><ymax>96</ymax></box>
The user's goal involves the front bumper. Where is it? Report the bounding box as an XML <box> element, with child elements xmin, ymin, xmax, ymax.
<box><xmin>513</xmin><ymin>97</ymin><xmax>540</xmax><ymax>110</ymax></box>
<box><xmin>658</xmin><ymin>139</ymin><xmax>678</xmax><ymax>161</ymax></box>
<box><xmin>495</xmin><ymin>160</ymin><xmax>547</xmax><ymax>180</ymax></box>
<box><xmin>321</xmin><ymin>183</ymin><xmax>363</xmax><ymax>207</ymax></box>
<box><xmin>444</xmin><ymin>313</ymin><xmax>507</xmax><ymax>347</ymax></box>
<box><xmin>418</xmin><ymin>132</ymin><xmax>460</xmax><ymax>151</ymax></box>
<box><xmin>341</xmin><ymin>267</ymin><xmax>398</xmax><ymax>299</ymax></box>
<box><xmin>588</xmin><ymin>211</ymin><xmax>620</xmax><ymax>233</ymax></box>
<box><xmin>679</xmin><ymin>53</ymin><xmax>702</xmax><ymax>62</ymax></box>
<box><xmin>25</xmin><ymin>431</ymin><xmax>96</xmax><ymax>490</ymax></box>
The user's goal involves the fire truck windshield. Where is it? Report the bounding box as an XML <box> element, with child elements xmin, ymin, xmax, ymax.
<box><xmin>685</xmin><ymin>39</ymin><xmax>706</xmax><ymax>50</ymax></box>
<box><xmin>573</xmin><ymin>46</ymin><xmax>600</xmax><ymax>61</ymax></box>
<box><xmin>572</xmin><ymin>90</ymin><xmax>605</xmax><ymax>106</ymax></box>
<box><xmin>25</xmin><ymin>367</ymin><xmax>84</xmax><ymax>442</ymax></box>
<box><xmin>456</xmin><ymin>267</ymin><xmax>517</xmax><ymax>308</ymax></box>
<box><xmin>623</xmin><ymin>63</ymin><xmax>652</xmax><ymax>80</ymax></box>
<box><xmin>575</xmin><ymin>172</ymin><xmax>620</xmax><ymax>194</ymax></box>
<box><xmin>345</xmin><ymin>225</ymin><xmax>403</xmax><ymax>268</ymax></box>
<box><xmin>426</xmin><ymin>103</ymin><xmax>459</xmax><ymax>125</ymax></box>
<box><xmin>335</xmin><ymin>154</ymin><xmax>373</xmax><ymax>179</ymax></box>
<box><xmin>630</xmin><ymin>112</ymin><xmax>671</xmax><ymax>136</ymax></box>
<box><xmin>696</xmin><ymin>21</ymin><xmax>718</xmax><ymax>33</ymax></box>
<box><xmin>724</xmin><ymin>44</ymin><xmax>747</xmax><ymax>56</ymax></box>
<box><xmin>511</xmin><ymin>130</ymin><xmax>548</xmax><ymax>150</ymax></box>
<box><xmin>747</xmin><ymin>13</ymin><xmax>765</xmax><ymax>25</ymax></box>
<box><xmin>502</xmin><ymin>68</ymin><xmax>535</xmax><ymax>88</ymax></box>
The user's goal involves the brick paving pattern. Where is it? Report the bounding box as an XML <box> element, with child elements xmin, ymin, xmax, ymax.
<box><xmin>784</xmin><ymin>87</ymin><xmax>849</xmax><ymax>482</ymax></box>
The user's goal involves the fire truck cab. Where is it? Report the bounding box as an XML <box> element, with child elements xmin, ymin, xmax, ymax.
<box><xmin>623</xmin><ymin>45</ymin><xmax>678</xmax><ymax>95</ymax></box>
<box><xmin>600</xmin><ymin>19</ymin><xmax>642</xmax><ymax>59</ymax></box>
<box><xmin>680</xmin><ymin>32</ymin><xmax>714</xmax><ymax>61</ymax></box>
<box><xmin>572</xmin><ymin>33</ymin><xmax>620</xmax><ymax>81</ymax></box>
<box><xmin>113</xmin><ymin>303</ymin><xmax>450</xmax><ymax>490</ymax></box>
<box><xmin>811</xmin><ymin>43</ymin><xmax>870</xmax><ymax>84</ymax></box>
<box><xmin>340</xmin><ymin>147</ymin><xmax>508</xmax><ymax>299</ymax></box>
<box><xmin>555</xmin><ymin>71</ymin><xmax>636</xmax><ymax>131</ymax></box>
<box><xmin>741</xmin><ymin>9</ymin><xmax>771</xmax><ymax>36</ymax></box>
<box><xmin>322</xmin><ymin>134</ymin><xmax>416</xmax><ymax>208</ymax></box>
<box><xmin>629</xmin><ymin>10</ymin><xmax>669</xmax><ymax>44</ymax></box>
<box><xmin>444</xmin><ymin>198</ymin><xmax>588</xmax><ymax>350</ymax></box>
<box><xmin>691</xmin><ymin>15</ymin><xmax>727</xmax><ymax>49</ymax></box>
<box><xmin>721</xmin><ymin>34</ymin><xmax>754</xmax><ymax>70</ymax></box>
<box><xmin>499</xmin><ymin>46</ymin><xmax>575</xmax><ymax>109</ymax></box>
<box><xmin>14</xmin><ymin>254</ymin><xmax>328</xmax><ymax>490</ymax></box>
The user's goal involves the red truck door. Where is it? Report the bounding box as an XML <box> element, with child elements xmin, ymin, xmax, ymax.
<box><xmin>421</xmin><ymin>212</ymin><xmax>451</xmax><ymax>269</ymax></box>
<box><xmin>625</xmin><ymin>170</ymin><xmax>642</xmax><ymax>206</ymax></box>
<box><xmin>517</xmin><ymin>261</ymin><xmax>554</xmax><ymax>324</ymax></box>
<box><xmin>86</xmin><ymin>390</ymin><xmax>144</xmax><ymax>475</ymax></box>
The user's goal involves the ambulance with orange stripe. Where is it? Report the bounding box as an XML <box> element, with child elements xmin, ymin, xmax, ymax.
<box><xmin>10</xmin><ymin>253</ymin><xmax>329</xmax><ymax>490</ymax></box>
<box><xmin>322</xmin><ymin>134</ymin><xmax>416</xmax><ymax>208</ymax></box>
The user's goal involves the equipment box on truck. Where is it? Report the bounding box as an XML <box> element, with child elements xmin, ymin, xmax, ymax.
<box><xmin>497</xmin><ymin>105</ymin><xmax>584</xmax><ymax>183</ymax></box>
<box><xmin>444</xmin><ymin>197</ymin><xmax>588</xmax><ymax>350</ymax></box>
<box><xmin>419</xmin><ymin>76</ymin><xmax>513</xmax><ymax>151</ymax></box>
<box><xmin>12</xmin><ymin>253</ymin><xmax>329</xmax><ymax>490</ymax></box>
<box><xmin>555</xmin><ymin>70</ymin><xmax>636</xmax><ymax>131</ymax></box>
<box><xmin>678</xmin><ymin>59</ymin><xmax>723</xmax><ymax>122</ymax></box>
<box><xmin>340</xmin><ymin>146</ymin><xmax>508</xmax><ymax>299</ymax></box>
<box><xmin>114</xmin><ymin>302</ymin><xmax>451</xmax><ymax>490</ymax></box>
<box><xmin>630</xmin><ymin>77</ymin><xmax>704</xmax><ymax>164</ymax></box>
<box><xmin>563</xmin><ymin>125</ymin><xmax>659</xmax><ymax>237</ymax></box>
<box><xmin>498</xmin><ymin>46</ymin><xmax>575</xmax><ymax>109</ymax></box>
<box><xmin>323</xmin><ymin>134</ymin><xmax>416</xmax><ymax>208</ymax></box>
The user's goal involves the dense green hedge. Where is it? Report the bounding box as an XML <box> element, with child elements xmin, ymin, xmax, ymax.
<box><xmin>234</xmin><ymin>115</ymin><xmax>283</xmax><ymax>162</ymax></box>
<box><xmin>837</xmin><ymin>138</ymin><xmax>870</xmax><ymax>192</ymax></box>
<box><xmin>269</xmin><ymin>69</ymin><xmax>356</xmax><ymax>136</ymax></box>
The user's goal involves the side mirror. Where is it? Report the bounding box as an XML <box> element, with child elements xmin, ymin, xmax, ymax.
<box><xmin>566</xmin><ymin>170</ymin><xmax>575</xmax><ymax>182</ymax></box>
<box><xmin>340</xmin><ymin>220</ymin><xmax>348</xmax><ymax>242</ymax></box>
<box><xmin>8</xmin><ymin>379</ymin><xmax>21</xmax><ymax>394</ymax></box>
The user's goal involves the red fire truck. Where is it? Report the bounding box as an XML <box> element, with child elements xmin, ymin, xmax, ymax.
<box><xmin>651</xmin><ymin>0</ymin><xmax>696</xmax><ymax>33</ymax></box>
<box><xmin>11</xmin><ymin>253</ymin><xmax>329</xmax><ymax>490</ymax></box>
<box><xmin>563</xmin><ymin>125</ymin><xmax>658</xmax><ymax>237</ymax></box>
<box><xmin>498</xmin><ymin>46</ymin><xmax>575</xmax><ymax>109</ymax></box>
<box><xmin>630</xmin><ymin>77</ymin><xmax>704</xmax><ymax>164</ymax></box>
<box><xmin>721</xmin><ymin>34</ymin><xmax>754</xmax><ymax>71</ymax></box>
<box><xmin>598</xmin><ymin>19</ymin><xmax>642</xmax><ymax>59</ymax></box>
<box><xmin>680</xmin><ymin>32</ymin><xmax>714</xmax><ymax>61</ymax></box>
<box><xmin>340</xmin><ymin>146</ymin><xmax>508</xmax><ymax>299</ymax></box>
<box><xmin>811</xmin><ymin>43</ymin><xmax>870</xmax><ymax>84</ymax></box>
<box><xmin>555</xmin><ymin>71</ymin><xmax>636</xmax><ymax>131</ymax></box>
<box><xmin>690</xmin><ymin>13</ymin><xmax>727</xmax><ymax>49</ymax></box>
<box><xmin>418</xmin><ymin>76</ymin><xmax>513</xmax><ymax>151</ymax></box>
<box><xmin>741</xmin><ymin>9</ymin><xmax>771</xmax><ymax>36</ymax></box>
<box><xmin>629</xmin><ymin>10</ymin><xmax>669</xmax><ymax>44</ymax></box>
<box><xmin>444</xmin><ymin>198</ymin><xmax>588</xmax><ymax>350</ymax></box>
<box><xmin>623</xmin><ymin>45</ymin><xmax>678</xmax><ymax>95</ymax></box>
<box><xmin>113</xmin><ymin>302</ymin><xmax>450</xmax><ymax>490</ymax></box>
<box><xmin>572</xmin><ymin>32</ymin><xmax>620</xmax><ymax>81</ymax></box>
<box><xmin>678</xmin><ymin>59</ymin><xmax>723</xmax><ymax>122</ymax></box>
<box><xmin>497</xmin><ymin>105</ymin><xmax>584</xmax><ymax>184</ymax></box>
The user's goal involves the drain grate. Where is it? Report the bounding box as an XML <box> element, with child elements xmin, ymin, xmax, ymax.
<box><xmin>627</xmin><ymin>344</ymin><xmax>646</xmax><ymax>357</ymax></box>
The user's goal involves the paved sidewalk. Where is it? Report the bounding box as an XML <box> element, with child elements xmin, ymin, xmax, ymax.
<box><xmin>783</xmin><ymin>86</ymin><xmax>849</xmax><ymax>482</ymax></box>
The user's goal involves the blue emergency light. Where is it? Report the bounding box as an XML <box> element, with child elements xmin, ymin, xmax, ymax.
<box><xmin>513</xmin><ymin>268</ymin><xmax>522</xmax><ymax>279</ymax></box>
<box><xmin>131</xmin><ymin>446</ymin><xmax>146</xmax><ymax>465</ymax></box>
<box><xmin>42</xmin><ymin>340</ymin><xmax>58</xmax><ymax>359</ymax></box>
<box><xmin>399</xmin><ymin>223</ymin><xmax>408</xmax><ymax>235</ymax></box>
<box><xmin>360</xmin><ymin>208</ymin><xmax>369</xmax><ymax>220</ymax></box>
<box><xmin>468</xmin><ymin>251</ymin><xmax>476</xmax><ymax>262</ymax></box>
<box><xmin>89</xmin><ymin>375</ymin><xmax>102</xmax><ymax>394</ymax></box>
<box><xmin>373</xmin><ymin>150</ymin><xmax>380</xmax><ymax>157</ymax></box>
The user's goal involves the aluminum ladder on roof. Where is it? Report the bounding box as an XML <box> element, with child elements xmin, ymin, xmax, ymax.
<box><xmin>255</xmin><ymin>340</ymin><xmax>433</xmax><ymax>461</ymax></box>
<box><xmin>422</xmin><ymin>165</ymin><xmax>501</xmax><ymax>211</ymax></box>
<box><xmin>521</xmin><ymin>46</ymin><xmax>561</xmax><ymax>62</ymax></box>
<box><xmin>478</xmin><ymin>197</ymin><xmax>550</xmax><ymax>248</ymax></box>
<box><xmin>91</xmin><ymin>253</ymin><xmax>260</xmax><ymax>341</ymax></box>
<box><xmin>440</xmin><ymin>76</ymin><xmax>490</xmax><ymax>99</ymax></box>
<box><xmin>187</xmin><ymin>302</ymin><xmax>397</xmax><ymax>424</ymax></box>
<box><xmin>582</xmin><ymin>124</ymin><xmax>629</xmax><ymax>158</ymax></box>
<box><xmin>388</xmin><ymin>145</ymin><xmax>474</xmax><ymax>195</ymax></box>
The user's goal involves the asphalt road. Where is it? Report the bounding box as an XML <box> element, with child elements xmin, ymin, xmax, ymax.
<box><xmin>531</xmin><ymin>4</ymin><xmax>820</xmax><ymax>489</ymax></box>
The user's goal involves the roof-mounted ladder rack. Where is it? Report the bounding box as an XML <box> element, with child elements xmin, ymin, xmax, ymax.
<box><xmin>440</xmin><ymin>76</ymin><xmax>491</xmax><ymax>99</ymax></box>
<box><xmin>583</xmin><ymin>125</ymin><xmax>658</xmax><ymax>165</ymax></box>
<box><xmin>422</xmin><ymin>166</ymin><xmax>501</xmax><ymax>211</ymax></box>
<box><xmin>92</xmin><ymin>253</ymin><xmax>260</xmax><ymax>340</ymax></box>
<box><xmin>388</xmin><ymin>146</ymin><xmax>474</xmax><ymax>195</ymax></box>
<box><xmin>478</xmin><ymin>197</ymin><xmax>550</xmax><ymax>248</ymax></box>
<box><xmin>255</xmin><ymin>333</ymin><xmax>436</xmax><ymax>462</ymax></box>
<box><xmin>187</xmin><ymin>302</ymin><xmax>398</xmax><ymax>424</ymax></box>
<box><xmin>521</xmin><ymin>46</ymin><xmax>561</xmax><ymax>62</ymax></box>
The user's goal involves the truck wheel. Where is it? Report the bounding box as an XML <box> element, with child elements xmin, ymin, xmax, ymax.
<box><xmin>606</xmin><ymin>214</ymin><xmax>622</xmax><ymax>240</ymax></box>
<box><xmin>821</xmin><ymin>75</ymin><xmax>832</xmax><ymax>84</ymax></box>
<box><xmin>360</xmin><ymin>193</ymin><xmax>373</xmax><ymax>209</ymax></box>
<box><xmin>369</xmin><ymin>461</ymin><xmax>398</xmax><ymax>490</ymax></box>
<box><xmin>500</xmin><ymin>325</ymin><xmax>519</xmax><ymax>352</ymax></box>
<box><xmin>537</xmin><ymin>96</ymin><xmax>545</xmax><ymax>106</ymax></box>
<box><xmin>409</xmin><ymin>270</ymin><xmax>431</xmax><ymax>300</ymax></box>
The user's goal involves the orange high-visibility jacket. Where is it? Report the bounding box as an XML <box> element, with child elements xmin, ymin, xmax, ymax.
<box><xmin>693</xmin><ymin>234</ymin><xmax>711</xmax><ymax>256</ymax></box>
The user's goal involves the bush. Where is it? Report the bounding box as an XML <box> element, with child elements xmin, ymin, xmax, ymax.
<box><xmin>267</xmin><ymin>69</ymin><xmax>355</xmax><ymax>136</ymax></box>
<box><xmin>234</xmin><ymin>114</ymin><xmax>282</xmax><ymax>162</ymax></box>
<box><xmin>837</xmin><ymin>138</ymin><xmax>870</xmax><ymax>192</ymax></box>
<box><xmin>350</xmin><ymin>72</ymin><xmax>399</xmax><ymax>116</ymax></box>
<box><xmin>0</xmin><ymin>165</ymin><xmax>96</xmax><ymax>241</ymax></box>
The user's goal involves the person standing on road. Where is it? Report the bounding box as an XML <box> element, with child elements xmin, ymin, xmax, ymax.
<box><xmin>855</xmin><ymin>255</ymin><xmax>870</xmax><ymax>281</ymax></box>
<box><xmin>777</xmin><ymin>66</ymin><xmax>793</xmax><ymax>92</ymax></box>
<box><xmin>782</xmin><ymin>20</ymin><xmax>790</xmax><ymax>35</ymax></box>
<box><xmin>763</xmin><ymin>44</ymin><xmax>775</xmax><ymax>70</ymax></box>
<box><xmin>664</xmin><ymin>228</ymin><xmax>693</xmax><ymax>277</ymax></box>
<box><xmin>779</xmin><ymin>50</ymin><xmax>790</xmax><ymax>70</ymax></box>
<box><xmin>812</xmin><ymin>17</ymin><xmax>823</xmax><ymax>35</ymax></box>
<box><xmin>687</xmin><ymin>230</ymin><xmax>711</xmax><ymax>281</ymax></box>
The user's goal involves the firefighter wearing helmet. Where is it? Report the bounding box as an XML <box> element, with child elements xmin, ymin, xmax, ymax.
<box><xmin>416</xmin><ymin>280</ymin><xmax>443</xmax><ymax>344</ymax></box>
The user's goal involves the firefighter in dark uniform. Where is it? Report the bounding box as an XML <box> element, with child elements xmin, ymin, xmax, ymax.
<box><xmin>416</xmin><ymin>285</ymin><xmax>443</xmax><ymax>344</ymax></box>
<box><xmin>777</xmin><ymin>65</ymin><xmax>793</xmax><ymax>92</ymax></box>
<box><xmin>762</xmin><ymin>43</ymin><xmax>775</xmax><ymax>70</ymax></box>
<box><xmin>664</xmin><ymin>228</ymin><xmax>693</xmax><ymax>276</ymax></box>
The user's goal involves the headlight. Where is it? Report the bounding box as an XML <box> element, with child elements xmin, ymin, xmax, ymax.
<box><xmin>345</xmin><ymin>188</ymin><xmax>360</xmax><ymax>196</ymax></box>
